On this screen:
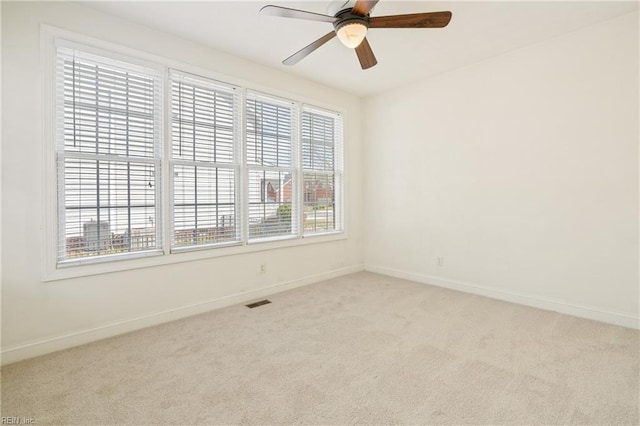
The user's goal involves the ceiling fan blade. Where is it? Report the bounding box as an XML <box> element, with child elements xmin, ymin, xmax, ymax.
<box><xmin>369</xmin><ymin>11</ymin><xmax>452</xmax><ymax>28</ymax></box>
<box><xmin>354</xmin><ymin>37</ymin><xmax>377</xmax><ymax>70</ymax></box>
<box><xmin>260</xmin><ymin>5</ymin><xmax>337</xmax><ymax>23</ymax></box>
<box><xmin>352</xmin><ymin>0</ymin><xmax>380</xmax><ymax>17</ymax></box>
<box><xmin>283</xmin><ymin>32</ymin><xmax>337</xmax><ymax>66</ymax></box>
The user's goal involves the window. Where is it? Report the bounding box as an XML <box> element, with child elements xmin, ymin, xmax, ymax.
<box><xmin>170</xmin><ymin>71</ymin><xmax>241</xmax><ymax>250</ymax></box>
<box><xmin>302</xmin><ymin>107</ymin><xmax>343</xmax><ymax>235</ymax></box>
<box><xmin>245</xmin><ymin>93</ymin><xmax>297</xmax><ymax>241</ymax></box>
<box><xmin>56</xmin><ymin>47</ymin><xmax>162</xmax><ymax>264</ymax></box>
<box><xmin>48</xmin><ymin>35</ymin><xmax>344</xmax><ymax>276</ymax></box>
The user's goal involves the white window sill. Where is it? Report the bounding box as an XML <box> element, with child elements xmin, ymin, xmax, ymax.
<box><xmin>43</xmin><ymin>231</ymin><xmax>347</xmax><ymax>282</ymax></box>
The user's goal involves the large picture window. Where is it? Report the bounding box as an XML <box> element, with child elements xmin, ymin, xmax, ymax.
<box><xmin>50</xmin><ymin>37</ymin><xmax>344</xmax><ymax>275</ymax></box>
<box><xmin>170</xmin><ymin>71</ymin><xmax>240</xmax><ymax>250</ymax></box>
<box><xmin>56</xmin><ymin>47</ymin><xmax>162</xmax><ymax>264</ymax></box>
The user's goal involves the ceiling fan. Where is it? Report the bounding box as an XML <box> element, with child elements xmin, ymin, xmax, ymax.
<box><xmin>260</xmin><ymin>0</ymin><xmax>452</xmax><ymax>70</ymax></box>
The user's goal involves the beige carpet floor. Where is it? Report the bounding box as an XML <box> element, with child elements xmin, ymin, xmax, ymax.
<box><xmin>1</xmin><ymin>272</ymin><xmax>639</xmax><ymax>425</ymax></box>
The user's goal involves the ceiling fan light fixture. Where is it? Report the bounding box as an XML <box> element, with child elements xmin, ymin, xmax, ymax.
<box><xmin>260</xmin><ymin>1</ymin><xmax>453</xmax><ymax>69</ymax></box>
<box><xmin>336</xmin><ymin>21</ymin><xmax>368</xmax><ymax>48</ymax></box>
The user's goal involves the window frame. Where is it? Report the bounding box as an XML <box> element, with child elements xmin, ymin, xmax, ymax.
<box><xmin>168</xmin><ymin>70</ymin><xmax>243</xmax><ymax>253</ymax></box>
<box><xmin>54</xmin><ymin>43</ymin><xmax>165</xmax><ymax>266</ymax></box>
<box><xmin>42</xmin><ymin>25</ymin><xmax>347</xmax><ymax>282</ymax></box>
<box><xmin>301</xmin><ymin>106</ymin><xmax>344</xmax><ymax>236</ymax></box>
<box><xmin>245</xmin><ymin>91</ymin><xmax>299</xmax><ymax>243</ymax></box>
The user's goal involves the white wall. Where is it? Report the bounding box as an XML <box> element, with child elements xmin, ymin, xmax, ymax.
<box><xmin>2</xmin><ymin>3</ymin><xmax>638</xmax><ymax>366</ymax></box>
<box><xmin>364</xmin><ymin>11</ymin><xmax>639</xmax><ymax>327</ymax></box>
<box><xmin>1</xmin><ymin>2</ymin><xmax>364</xmax><ymax>363</ymax></box>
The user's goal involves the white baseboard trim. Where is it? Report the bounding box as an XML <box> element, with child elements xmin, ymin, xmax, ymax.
<box><xmin>1</xmin><ymin>264</ymin><xmax>365</xmax><ymax>366</ymax></box>
<box><xmin>364</xmin><ymin>264</ymin><xmax>639</xmax><ymax>330</ymax></box>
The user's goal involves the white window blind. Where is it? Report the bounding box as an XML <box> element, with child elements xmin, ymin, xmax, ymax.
<box><xmin>170</xmin><ymin>71</ymin><xmax>241</xmax><ymax>250</ymax></box>
<box><xmin>56</xmin><ymin>46</ymin><xmax>162</xmax><ymax>264</ymax></box>
<box><xmin>246</xmin><ymin>93</ymin><xmax>298</xmax><ymax>240</ymax></box>
<box><xmin>301</xmin><ymin>107</ymin><xmax>343</xmax><ymax>234</ymax></box>
<box><xmin>49</xmin><ymin>35</ymin><xmax>346</xmax><ymax>276</ymax></box>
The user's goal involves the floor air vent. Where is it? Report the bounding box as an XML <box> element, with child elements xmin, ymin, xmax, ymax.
<box><xmin>246</xmin><ymin>299</ymin><xmax>271</xmax><ymax>309</ymax></box>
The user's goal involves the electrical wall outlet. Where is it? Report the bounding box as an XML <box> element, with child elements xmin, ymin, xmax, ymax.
<box><xmin>436</xmin><ymin>257</ymin><xmax>444</xmax><ymax>267</ymax></box>
<box><xmin>260</xmin><ymin>264</ymin><xmax>266</xmax><ymax>274</ymax></box>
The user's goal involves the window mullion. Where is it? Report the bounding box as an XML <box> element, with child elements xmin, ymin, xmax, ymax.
<box><xmin>162</xmin><ymin>66</ymin><xmax>171</xmax><ymax>257</ymax></box>
<box><xmin>296</xmin><ymin>103</ymin><xmax>305</xmax><ymax>238</ymax></box>
<box><xmin>240</xmin><ymin>88</ymin><xmax>248</xmax><ymax>245</ymax></box>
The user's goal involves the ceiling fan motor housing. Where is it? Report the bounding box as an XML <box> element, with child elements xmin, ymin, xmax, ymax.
<box><xmin>333</xmin><ymin>8</ymin><xmax>370</xmax><ymax>32</ymax></box>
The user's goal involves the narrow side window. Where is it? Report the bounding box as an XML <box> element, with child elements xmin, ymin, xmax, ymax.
<box><xmin>301</xmin><ymin>107</ymin><xmax>343</xmax><ymax>235</ymax></box>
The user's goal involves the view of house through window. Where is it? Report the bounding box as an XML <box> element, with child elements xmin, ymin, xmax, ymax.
<box><xmin>55</xmin><ymin>42</ymin><xmax>343</xmax><ymax>267</ymax></box>
<box><xmin>246</xmin><ymin>93</ymin><xmax>296</xmax><ymax>240</ymax></box>
<box><xmin>302</xmin><ymin>108</ymin><xmax>343</xmax><ymax>234</ymax></box>
<box><xmin>170</xmin><ymin>71</ymin><xmax>240</xmax><ymax>250</ymax></box>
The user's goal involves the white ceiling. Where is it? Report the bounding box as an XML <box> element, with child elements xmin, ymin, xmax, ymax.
<box><xmin>84</xmin><ymin>1</ymin><xmax>638</xmax><ymax>97</ymax></box>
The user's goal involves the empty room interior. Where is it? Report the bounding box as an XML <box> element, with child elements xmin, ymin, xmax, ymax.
<box><xmin>1</xmin><ymin>0</ymin><xmax>639</xmax><ymax>424</ymax></box>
